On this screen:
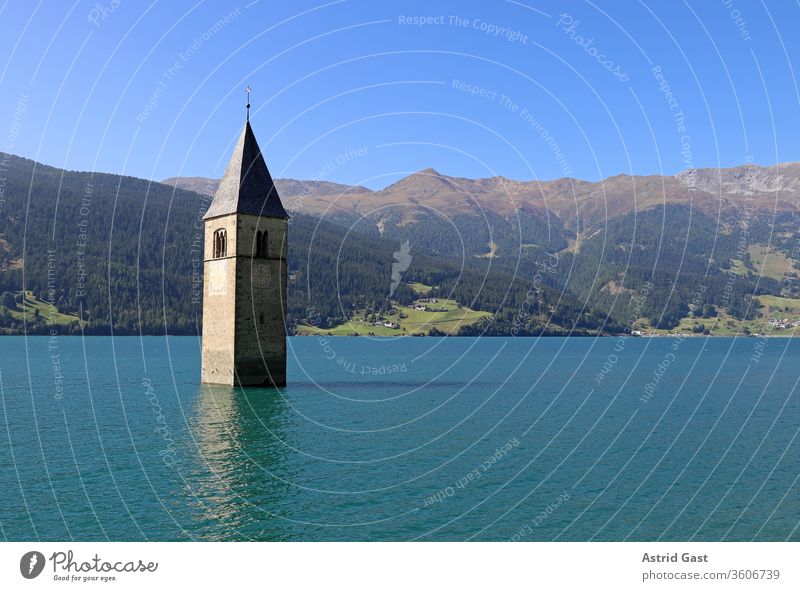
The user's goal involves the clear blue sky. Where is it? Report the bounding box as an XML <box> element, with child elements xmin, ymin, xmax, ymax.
<box><xmin>1</xmin><ymin>0</ymin><xmax>798</xmax><ymax>189</ymax></box>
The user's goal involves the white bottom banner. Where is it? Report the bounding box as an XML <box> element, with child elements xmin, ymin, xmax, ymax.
<box><xmin>0</xmin><ymin>542</ymin><xmax>795</xmax><ymax>589</ymax></box>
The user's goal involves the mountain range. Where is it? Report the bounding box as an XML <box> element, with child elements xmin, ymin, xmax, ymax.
<box><xmin>0</xmin><ymin>152</ymin><xmax>797</xmax><ymax>336</ymax></box>
<box><xmin>165</xmin><ymin>160</ymin><xmax>800</xmax><ymax>237</ymax></box>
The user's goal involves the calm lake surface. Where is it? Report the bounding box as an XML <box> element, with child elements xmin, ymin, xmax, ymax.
<box><xmin>0</xmin><ymin>335</ymin><xmax>797</xmax><ymax>541</ymax></box>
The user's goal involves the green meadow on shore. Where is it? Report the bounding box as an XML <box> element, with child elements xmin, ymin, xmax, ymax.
<box><xmin>296</xmin><ymin>291</ymin><xmax>491</xmax><ymax>336</ymax></box>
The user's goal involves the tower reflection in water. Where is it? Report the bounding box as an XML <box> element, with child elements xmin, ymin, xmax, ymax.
<box><xmin>188</xmin><ymin>384</ymin><xmax>296</xmax><ymax>541</ymax></box>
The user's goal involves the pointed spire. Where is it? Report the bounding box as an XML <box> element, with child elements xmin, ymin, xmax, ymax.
<box><xmin>203</xmin><ymin>118</ymin><xmax>289</xmax><ymax>220</ymax></box>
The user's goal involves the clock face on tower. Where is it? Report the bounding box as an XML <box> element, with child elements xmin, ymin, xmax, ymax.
<box><xmin>253</xmin><ymin>264</ymin><xmax>270</xmax><ymax>288</ymax></box>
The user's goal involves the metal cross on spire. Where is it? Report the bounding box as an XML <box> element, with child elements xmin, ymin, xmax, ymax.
<box><xmin>245</xmin><ymin>85</ymin><xmax>251</xmax><ymax>121</ymax></box>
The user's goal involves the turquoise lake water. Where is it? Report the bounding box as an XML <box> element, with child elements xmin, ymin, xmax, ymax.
<box><xmin>0</xmin><ymin>335</ymin><xmax>797</xmax><ymax>541</ymax></box>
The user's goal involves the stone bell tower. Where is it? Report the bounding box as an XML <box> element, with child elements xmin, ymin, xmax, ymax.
<box><xmin>201</xmin><ymin>93</ymin><xmax>288</xmax><ymax>387</ymax></box>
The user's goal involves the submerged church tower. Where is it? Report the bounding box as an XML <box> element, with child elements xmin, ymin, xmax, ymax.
<box><xmin>201</xmin><ymin>95</ymin><xmax>289</xmax><ymax>387</ymax></box>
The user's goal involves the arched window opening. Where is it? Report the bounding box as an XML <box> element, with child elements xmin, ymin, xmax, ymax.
<box><xmin>256</xmin><ymin>230</ymin><xmax>269</xmax><ymax>258</ymax></box>
<box><xmin>213</xmin><ymin>229</ymin><xmax>227</xmax><ymax>258</ymax></box>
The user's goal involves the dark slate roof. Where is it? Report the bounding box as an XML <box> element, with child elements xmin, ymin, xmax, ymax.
<box><xmin>203</xmin><ymin>121</ymin><xmax>289</xmax><ymax>220</ymax></box>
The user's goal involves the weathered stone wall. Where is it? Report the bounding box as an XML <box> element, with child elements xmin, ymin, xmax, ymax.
<box><xmin>233</xmin><ymin>215</ymin><xmax>287</xmax><ymax>386</ymax></box>
<box><xmin>201</xmin><ymin>214</ymin><xmax>238</xmax><ymax>385</ymax></box>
